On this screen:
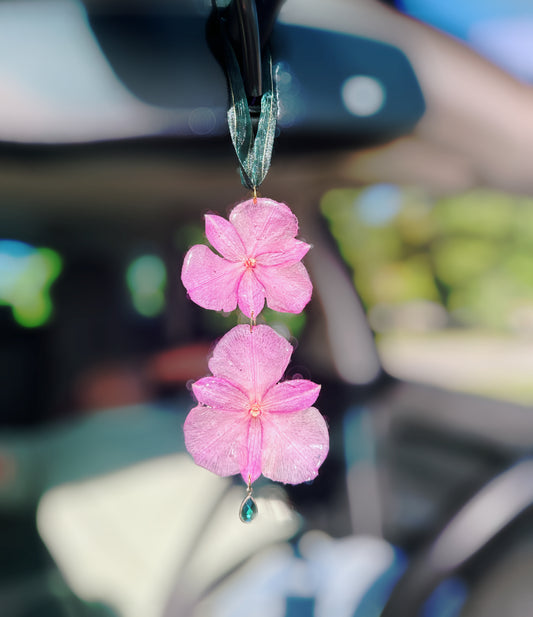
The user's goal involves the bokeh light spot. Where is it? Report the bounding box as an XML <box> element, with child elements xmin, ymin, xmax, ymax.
<box><xmin>341</xmin><ymin>75</ymin><xmax>385</xmax><ymax>117</ymax></box>
<box><xmin>188</xmin><ymin>107</ymin><xmax>217</xmax><ymax>136</ymax></box>
<box><xmin>126</xmin><ymin>255</ymin><xmax>166</xmax><ymax>317</ymax></box>
<box><xmin>356</xmin><ymin>184</ymin><xmax>402</xmax><ymax>227</ymax></box>
<box><xmin>0</xmin><ymin>239</ymin><xmax>62</xmax><ymax>327</ymax></box>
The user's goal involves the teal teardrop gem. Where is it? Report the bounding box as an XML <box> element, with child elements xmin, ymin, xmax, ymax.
<box><xmin>239</xmin><ymin>495</ymin><xmax>258</xmax><ymax>523</ymax></box>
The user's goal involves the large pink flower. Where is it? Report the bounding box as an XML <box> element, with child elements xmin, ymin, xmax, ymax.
<box><xmin>184</xmin><ymin>324</ymin><xmax>329</xmax><ymax>484</ymax></box>
<box><xmin>181</xmin><ymin>198</ymin><xmax>312</xmax><ymax>319</ymax></box>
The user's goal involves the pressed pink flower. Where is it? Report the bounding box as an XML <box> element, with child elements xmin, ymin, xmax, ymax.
<box><xmin>181</xmin><ymin>198</ymin><xmax>312</xmax><ymax>319</ymax></box>
<box><xmin>184</xmin><ymin>324</ymin><xmax>329</xmax><ymax>484</ymax></box>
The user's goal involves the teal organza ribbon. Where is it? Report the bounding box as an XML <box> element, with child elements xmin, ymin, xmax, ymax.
<box><xmin>222</xmin><ymin>27</ymin><xmax>278</xmax><ymax>191</ymax></box>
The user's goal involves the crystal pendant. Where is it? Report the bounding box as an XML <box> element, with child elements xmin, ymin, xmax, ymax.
<box><xmin>239</xmin><ymin>494</ymin><xmax>258</xmax><ymax>523</ymax></box>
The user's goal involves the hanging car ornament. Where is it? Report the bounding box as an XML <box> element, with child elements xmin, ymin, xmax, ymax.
<box><xmin>180</xmin><ymin>1</ymin><xmax>329</xmax><ymax>522</ymax></box>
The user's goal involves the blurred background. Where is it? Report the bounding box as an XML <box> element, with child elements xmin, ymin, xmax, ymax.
<box><xmin>3</xmin><ymin>0</ymin><xmax>533</xmax><ymax>616</ymax></box>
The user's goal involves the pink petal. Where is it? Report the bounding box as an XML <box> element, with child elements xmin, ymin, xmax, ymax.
<box><xmin>241</xmin><ymin>417</ymin><xmax>262</xmax><ymax>483</ymax></box>
<box><xmin>184</xmin><ymin>405</ymin><xmax>248</xmax><ymax>477</ymax></box>
<box><xmin>181</xmin><ymin>244</ymin><xmax>243</xmax><ymax>312</ymax></box>
<box><xmin>205</xmin><ymin>214</ymin><xmax>246</xmax><ymax>262</ymax></box>
<box><xmin>192</xmin><ymin>377</ymin><xmax>249</xmax><ymax>412</ymax></box>
<box><xmin>262</xmin><ymin>380</ymin><xmax>321</xmax><ymax>414</ymax></box>
<box><xmin>229</xmin><ymin>198</ymin><xmax>299</xmax><ymax>257</ymax></box>
<box><xmin>208</xmin><ymin>324</ymin><xmax>292</xmax><ymax>400</ymax></box>
<box><xmin>255</xmin><ymin>262</ymin><xmax>312</xmax><ymax>314</ymax></box>
<box><xmin>256</xmin><ymin>239</ymin><xmax>311</xmax><ymax>267</ymax></box>
<box><xmin>261</xmin><ymin>407</ymin><xmax>329</xmax><ymax>484</ymax></box>
<box><xmin>237</xmin><ymin>269</ymin><xmax>266</xmax><ymax>319</ymax></box>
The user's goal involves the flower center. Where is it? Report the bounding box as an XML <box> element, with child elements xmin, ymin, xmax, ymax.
<box><xmin>244</xmin><ymin>257</ymin><xmax>257</xmax><ymax>269</ymax></box>
<box><xmin>249</xmin><ymin>403</ymin><xmax>262</xmax><ymax>417</ymax></box>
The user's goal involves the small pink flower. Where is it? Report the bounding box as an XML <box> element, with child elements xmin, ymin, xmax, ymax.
<box><xmin>184</xmin><ymin>324</ymin><xmax>329</xmax><ymax>484</ymax></box>
<box><xmin>181</xmin><ymin>198</ymin><xmax>312</xmax><ymax>319</ymax></box>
